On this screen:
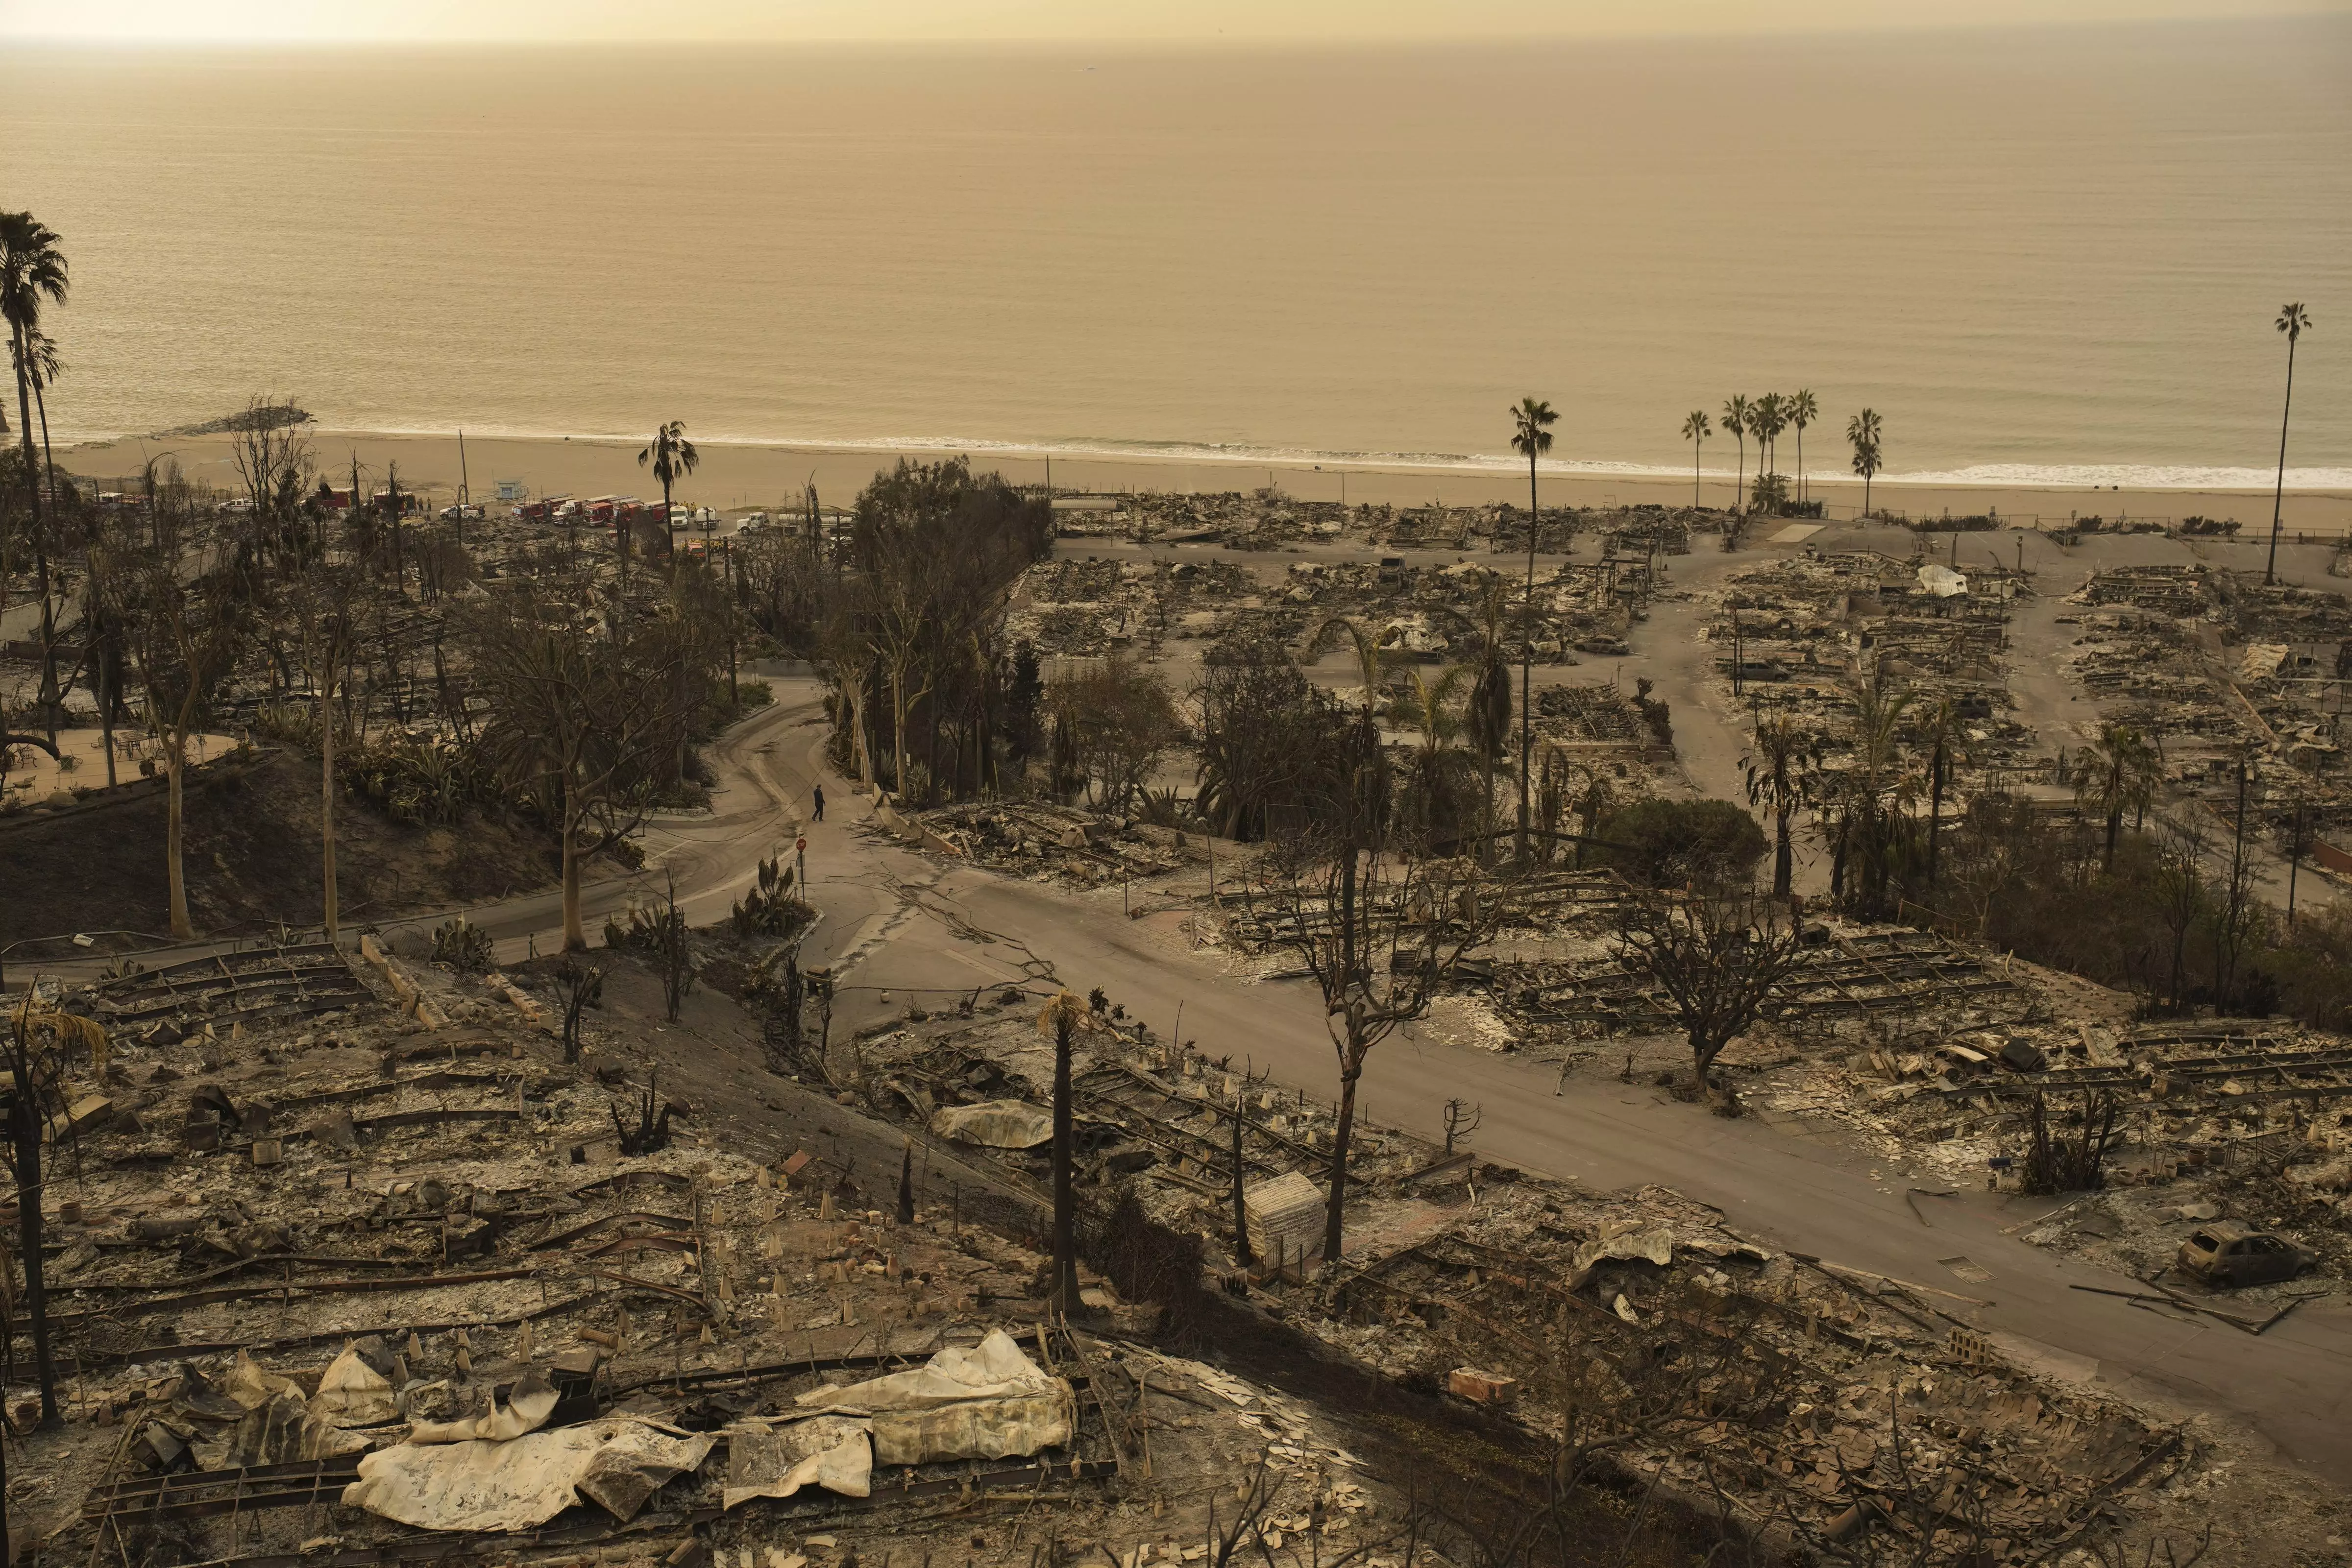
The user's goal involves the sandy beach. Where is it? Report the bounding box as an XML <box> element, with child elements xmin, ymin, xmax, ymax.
<box><xmin>65</xmin><ymin>428</ymin><xmax>2352</xmax><ymax>533</ymax></box>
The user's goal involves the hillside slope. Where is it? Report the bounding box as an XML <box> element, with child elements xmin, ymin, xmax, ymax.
<box><xmin>0</xmin><ymin>750</ymin><xmax>560</xmax><ymax>949</ymax></box>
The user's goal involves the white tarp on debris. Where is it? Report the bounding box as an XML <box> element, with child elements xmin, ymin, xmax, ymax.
<box><xmin>722</xmin><ymin>1416</ymin><xmax>872</xmax><ymax>1508</ymax></box>
<box><xmin>309</xmin><ymin>1345</ymin><xmax>400</xmax><ymax>1427</ymax></box>
<box><xmin>343</xmin><ymin>1419</ymin><xmax>714</xmax><ymax>1533</ymax></box>
<box><xmin>406</xmin><ymin>1370</ymin><xmax>558</xmax><ymax>1445</ymax></box>
<box><xmin>930</xmin><ymin>1099</ymin><xmax>1053</xmax><ymax>1150</ymax></box>
<box><xmin>199</xmin><ymin>1392</ymin><xmax>370</xmax><ymax>1472</ymax></box>
<box><xmin>794</xmin><ymin>1328</ymin><xmax>1073</xmax><ymax>1467</ymax></box>
<box><xmin>1565</xmin><ymin>1223</ymin><xmax>1677</xmax><ymax>1288</ymax></box>
<box><xmin>2239</xmin><ymin>643</ymin><xmax>2289</xmax><ymax>681</ymax></box>
<box><xmin>1917</xmin><ymin>564</ymin><xmax>1968</xmax><ymax>598</ymax></box>
<box><xmin>226</xmin><ymin>1350</ymin><xmax>301</xmax><ymax>1411</ymax></box>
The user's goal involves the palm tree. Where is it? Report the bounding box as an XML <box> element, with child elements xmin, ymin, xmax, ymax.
<box><xmin>1846</xmin><ymin>409</ymin><xmax>1883</xmax><ymax>518</ymax></box>
<box><xmin>1824</xmin><ymin>675</ymin><xmax>1914</xmax><ymax>917</ymax></box>
<box><xmin>1318</xmin><ymin>614</ymin><xmax>1392</xmax><ymax>721</ymax></box>
<box><xmin>635</xmin><ymin>420</ymin><xmax>700</xmax><ymax>615</ymax></box>
<box><xmin>1390</xmin><ymin>664</ymin><xmax>1470</xmax><ymax>845</ymax></box>
<box><xmin>1919</xmin><ymin>696</ymin><xmax>1958</xmax><ymax>888</ymax></box>
<box><xmin>2264</xmin><ymin>303</ymin><xmax>2311</xmax><ymax>586</ymax></box>
<box><xmin>1720</xmin><ymin>394</ymin><xmax>1751</xmax><ymax>515</ymax></box>
<box><xmin>1753</xmin><ymin>392</ymin><xmax>1785</xmax><ymax>489</ymax></box>
<box><xmin>7</xmin><ymin>324</ymin><xmax>62</xmax><ymax>513</ymax></box>
<box><xmin>0</xmin><ymin>212</ymin><xmax>69</xmax><ymax>743</ymax></box>
<box><xmin>1509</xmin><ymin>397</ymin><xmax>1558</xmax><ymax>861</ymax></box>
<box><xmin>1681</xmin><ymin>410</ymin><xmax>1711</xmax><ymax>508</ymax></box>
<box><xmin>1742</xmin><ymin>714</ymin><xmax>1813</xmax><ymax>898</ymax></box>
<box><xmin>1464</xmin><ymin>586</ymin><xmax>1514</xmax><ymax>861</ymax></box>
<box><xmin>2075</xmin><ymin>721</ymin><xmax>2158</xmax><ymax>868</ymax></box>
<box><xmin>1788</xmin><ymin>389</ymin><xmax>1818</xmax><ymax>506</ymax></box>
<box><xmin>1314</xmin><ymin>613</ymin><xmax>1396</xmax><ymax>847</ymax></box>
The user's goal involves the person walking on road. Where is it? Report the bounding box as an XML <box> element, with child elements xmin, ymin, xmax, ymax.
<box><xmin>812</xmin><ymin>784</ymin><xmax>825</xmax><ymax>822</ymax></box>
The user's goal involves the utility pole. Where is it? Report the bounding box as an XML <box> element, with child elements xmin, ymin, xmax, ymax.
<box><xmin>2287</xmin><ymin>801</ymin><xmax>2304</xmax><ymax>926</ymax></box>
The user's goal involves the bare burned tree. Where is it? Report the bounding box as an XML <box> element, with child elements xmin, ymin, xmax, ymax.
<box><xmin>555</xmin><ymin>954</ymin><xmax>604</xmax><ymax>1065</ymax></box>
<box><xmin>1229</xmin><ymin>1080</ymin><xmax>1252</xmax><ymax>1268</ymax></box>
<box><xmin>2021</xmin><ymin>1089</ymin><xmax>2120</xmax><ymax>1195</ymax></box>
<box><xmin>654</xmin><ymin>868</ymin><xmax>693</xmax><ymax>1022</ymax></box>
<box><xmin>227</xmin><ymin>394</ymin><xmax>313</xmax><ymax>574</ymax></box>
<box><xmin>1</xmin><ymin>991</ymin><xmax>90</xmax><ymax>1429</ymax></box>
<box><xmin>758</xmin><ymin>939</ymin><xmax>810</xmax><ymax>1076</ymax></box>
<box><xmin>126</xmin><ymin>546</ymin><xmax>247</xmax><ymax>938</ymax></box>
<box><xmin>1251</xmin><ymin>837</ymin><xmax>1519</xmax><ymax>1262</ymax></box>
<box><xmin>465</xmin><ymin>585</ymin><xmax>694</xmax><ymax>949</ymax></box>
<box><xmin>611</xmin><ymin>1067</ymin><xmax>672</xmax><ymax>1156</ymax></box>
<box><xmin>1615</xmin><ymin>892</ymin><xmax>1805</xmax><ymax>1101</ymax></box>
<box><xmin>288</xmin><ymin>559</ymin><xmax>360</xmax><ymax>941</ymax></box>
<box><xmin>1442</xmin><ymin>1097</ymin><xmax>1482</xmax><ymax>1156</ymax></box>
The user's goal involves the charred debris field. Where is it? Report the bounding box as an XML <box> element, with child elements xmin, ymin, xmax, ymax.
<box><xmin>7</xmin><ymin>459</ymin><xmax>2352</xmax><ymax>1567</ymax></box>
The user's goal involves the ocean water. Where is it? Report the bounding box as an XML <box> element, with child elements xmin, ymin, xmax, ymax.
<box><xmin>6</xmin><ymin>19</ymin><xmax>2350</xmax><ymax>487</ymax></box>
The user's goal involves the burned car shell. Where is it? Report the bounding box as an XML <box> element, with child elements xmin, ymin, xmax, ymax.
<box><xmin>2176</xmin><ymin>1222</ymin><xmax>2310</xmax><ymax>1288</ymax></box>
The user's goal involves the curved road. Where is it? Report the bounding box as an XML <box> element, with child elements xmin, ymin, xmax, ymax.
<box><xmin>727</xmin><ymin>676</ymin><xmax>2352</xmax><ymax>1490</ymax></box>
<box><xmin>20</xmin><ymin>663</ymin><xmax>2350</xmax><ymax>1491</ymax></box>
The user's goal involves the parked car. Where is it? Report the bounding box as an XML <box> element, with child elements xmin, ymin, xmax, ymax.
<box><xmin>2176</xmin><ymin>1222</ymin><xmax>2311</xmax><ymax>1288</ymax></box>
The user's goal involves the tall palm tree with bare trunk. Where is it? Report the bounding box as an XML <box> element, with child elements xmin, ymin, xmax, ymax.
<box><xmin>1788</xmin><ymin>388</ymin><xmax>1818</xmax><ymax>506</ymax></box>
<box><xmin>1509</xmin><ymin>396</ymin><xmax>1557</xmax><ymax>861</ymax></box>
<box><xmin>1720</xmin><ymin>394</ymin><xmax>1751</xmax><ymax>515</ymax></box>
<box><xmin>0</xmin><ymin>211</ymin><xmax>69</xmax><ymax>742</ymax></box>
<box><xmin>1742</xmin><ymin>714</ymin><xmax>1813</xmax><ymax>898</ymax></box>
<box><xmin>2264</xmin><ymin>303</ymin><xmax>2311</xmax><ymax>586</ymax></box>
<box><xmin>1752</xmin><ymin>391</ymin><xmax>1785</xmax><ymax>492</ymax></box>
<box><xmin>8</xmin><ymin>324</ymin><xmax>61</xmax><ymax>511</ymax></box>
<box><xmin>1847</xmin><ymin>409</ymin><xmax>1883</xmax><ymax>518</ymax></box>
<box><xmin>1466</xmin><ymin>586</ymin><xmax>1513</xmax><ymax>860</ymax></box>
<box><xmin>634</xmin><ymin>420</ymin><xmax>700</xmax><ymax>625</ymax></box>
<box><xmin>1681</xmin><ymin>410</ymin><xmax>1711</xmax><ymax>508</ymax></box>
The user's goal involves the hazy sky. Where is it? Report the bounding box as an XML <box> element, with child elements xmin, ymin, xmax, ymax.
<box><xmin>7</xmin><ymin>0</ymin><xmax>2345</xmax><ymax>42</ymax></box>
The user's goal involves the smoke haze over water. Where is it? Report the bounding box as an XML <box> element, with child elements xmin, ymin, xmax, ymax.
<box><xmin>9</xmin><ymin>20</ymin><xmax>2349</xmax><ymax>486</ymax></box>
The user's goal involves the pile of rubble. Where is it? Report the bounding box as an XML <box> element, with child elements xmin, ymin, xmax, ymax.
<box><xmin>1007</xmin><ymin>556</ymin><xmax>1270</xmax><ymax>658</ymax></box>
<box><xmin>1703</xmin><ymin>550</ymin><xmax>2038</xmax><ymax>782</ymax></box>
<box><xmin>2060</xmin><ymin>569</ymin><xmax>2352</xmax><ymax>841</ymax></box>
<box><xmin>826</xmin><ymin>992</ymin><xmax>2270</xmax><ymax>1564</ymax></box>
<box><xmin>1750</xmin><ymin>1015</ymin><xmax>2352</xmax><ymax>1284</ymax></box>
<box><xmin>1497</xmin><ymin>927</ymin><xmax>2044</xmax><ymax>1046</ymax></box>
<box><xmin>6</xmin><ymin>944</ymin><xmax>1405</xmax><ymax>1568</ymax></box>
<box><xmin>1314</xmin><ymin>1178</ymin><xmax>2186</xmax><ymax>1559</ymax></box>
<box><xmin>897</xmin><ymin>801</ymin><xmax>1204</xmax><ymax>892</ymax></box>
<box><xmin>1042</xmin><ymin>491</ymin><xmax>1710</xmax><ymax>568</ymax></box>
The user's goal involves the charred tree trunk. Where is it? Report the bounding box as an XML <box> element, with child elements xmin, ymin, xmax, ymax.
<box><xmin>1321</xmin><ymin>1060</ymin><xmax>1361</xmax><ymax>1266</ymax></box>
<box><xmin>1051</xmin><ymin>1014</ymin><xmax>1080</xmax><ymax>1313</ymax></box>
<box><xmin>1230</xmin><ymin>1085</ymin><xmax>1252</xmax><ymax>1268</ymax></box>
<box><xmin>165</xmin><ymin>736</ymin><xmax>193</xmax><ymax>939</ymax></box>
<box><xmin>8</xmin><ymin>1089</ymin><xmax>59</xmax><ymax>1426</ymax></box>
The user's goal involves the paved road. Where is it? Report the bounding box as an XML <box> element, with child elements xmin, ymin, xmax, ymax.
<box><xmin>716</xmin><ymin>681</ymin><xmax>2352</xmax><ymax>1488</ymax></box>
